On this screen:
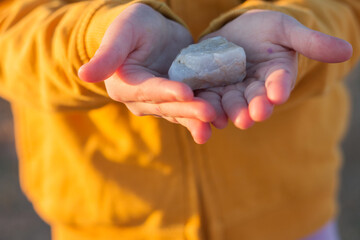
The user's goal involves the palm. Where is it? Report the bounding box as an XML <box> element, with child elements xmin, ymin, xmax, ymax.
<box><xmin>198</xmin><ymin>10</ymin><xmax>351</xmax><ymax>129</ymax></box>
<box><xmin>79</xmin><ymin>4</ymin><xmax>217</xmax><ymax>144</ymax></box>
<box><xmin>121</xmin><ymin>18</ymin><xmax>192</xmax><ymax>78</ymax></box>
<box><xmin>217</xmin><ymin>36</ymin><xmax>298</xmax><ymax>129</ymax></box>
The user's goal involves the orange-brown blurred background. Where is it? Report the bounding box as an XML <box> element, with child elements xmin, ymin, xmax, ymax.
<box><xmin>0</xmin><ymin>63</ymin><xmax>359</xmax><ymax>239</ymax></box>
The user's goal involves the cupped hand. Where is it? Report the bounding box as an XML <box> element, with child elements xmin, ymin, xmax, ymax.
<box><xmin>200</xmin><ymin>10</ymin><xmax>353</xmax><ymax>129</ymax></box>
<box><xmin>78</xmin><ymin>3</ymin><xmax>218</xmax><ymax>144</ymax></box>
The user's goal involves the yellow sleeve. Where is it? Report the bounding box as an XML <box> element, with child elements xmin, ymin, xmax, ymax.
<box><xmin>202</xmin><ymin>0</ymin><xmax>360</xmax><ymax>101</ymax></box>
<box><xmin>0</xmin><ymin>0</ymin><xmax>184</xmax><ymax>111</ymax></box>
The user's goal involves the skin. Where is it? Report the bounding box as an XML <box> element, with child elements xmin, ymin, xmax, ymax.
<box><xmin>199</xmin><ymin>9</ymin><xmax>353</xmax><ymax>130</ymax></box>
<box><xmin>78</xmin><ymin>3</ymin><xmax>353</xmax><ymax>144</ymax></box>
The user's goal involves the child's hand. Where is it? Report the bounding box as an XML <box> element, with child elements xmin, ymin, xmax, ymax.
<box><xmin>200</xmin><ymin>10</ymin><xmax>353</xmax><ymax>129</ymax></box>
<box><xmin>79</xmin><ymin>3</ymin><xmax>219</xmax><ymax>144</ymax></box>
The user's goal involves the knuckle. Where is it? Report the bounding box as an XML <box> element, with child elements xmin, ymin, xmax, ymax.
<box><xmin>169</xmin><ymin>117</ymin><xmax>178</xmax><ymax>123</ymax></box>
<box><xmin>134</xmin><ymin>87</ymin><xmax>148</xmax><ymax>102</ymax></box>
<box><xmin>126</xmin><ymin>104</ymin><xmax>144</xmax><ymax>117</ymax></box>
<box><xmin>108</xmin><ymin>91</ymin><xmax>127</xmax><ymax>103</ymax></box>
<box><xmin>107</xmin><ymin>91</ymin><xmax>121</xmax><ymax>102</ymax></box>
<box><xmin>154</xmin><ymin>105</ymin><xmax>166</xmax><ymax>117</ymax></box>
<box><xmin>164</xmin><ymin>116</ymin><xmax>178</xmax><ymax>124</ymax></box>
<box><xmin>105</xmin><ymin>80</ymin><xmax>125</xmax><ymax>102</ymax></box>
<box><xmin>244</xmin><ymin>81</ymin><xmax>265</xmax><ymax>101</ymax></box>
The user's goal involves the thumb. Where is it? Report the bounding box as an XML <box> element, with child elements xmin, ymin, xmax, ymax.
<box><xmin>282</xmin><ymin>17</ymin><xmax>353</xmax><ymax>63</ymax></box>
<box><xmin>78</xmin><ymin>16</ymin><xmax>135</xmax><ymax>83</ymax></box>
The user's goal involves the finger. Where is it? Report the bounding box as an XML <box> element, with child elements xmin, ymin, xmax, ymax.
<box><xmin>78</xmin><ymin>15</ymin><xmax>135</xmax><ymax>83</ymax></box>
<box><xmin>196</xmin><ymin>91</ymin><xmax>228</xmax><ymax>129</ymax></box>
<box><xmin>265</xmin><ymin>67</ymin><xmax>296</xmax><ymax>105</ymax></box>
<box><xmin>125</xmin><ymin>99</ymin><xmax>217</xmax><ymax>122</ymax></box>
<box><xmin>222</xmin><ymin>89</ymin><xmax>254</xmax><ymax>129</ymax></box>
<box><xmin>105</xmin><ymin>70</ymin><xmax>194</xmax><ymax>103</ymax></box>
<box><xmin>199</xmin><ymin>29</ymin><xmax>220</xmax><ymax>42</ymax></box>
<box><xmin>176</xmin><ymin>118</ymin><xmax>212</xmax><ymax>144</ymax></box>
<box><xmin>244</xmin><ymin>81</ymin><xmax>274</xmax><ymax>122</ymax></box>
<box><xmin>282</xmin><ymin>17</ymin><xmax>353</xmax><ymax>63</ymax></box>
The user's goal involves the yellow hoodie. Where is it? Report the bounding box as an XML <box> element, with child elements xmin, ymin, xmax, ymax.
<box><xmin>0</xmin><ymin>0</ymin><xmax>359</xmax><ymax>239</ymax></box>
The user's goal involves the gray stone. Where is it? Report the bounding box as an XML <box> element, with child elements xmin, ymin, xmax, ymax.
<box><xmin>168</xmin><ymin>36</ymin><xmax>246</xmax><ymax>90</ymax></box>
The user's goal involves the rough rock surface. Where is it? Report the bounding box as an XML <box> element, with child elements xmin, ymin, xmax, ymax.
<box><xmin>168</xmin><ymin>36</ymin><xmax>246</xmax><ymax>90</ymax></box>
